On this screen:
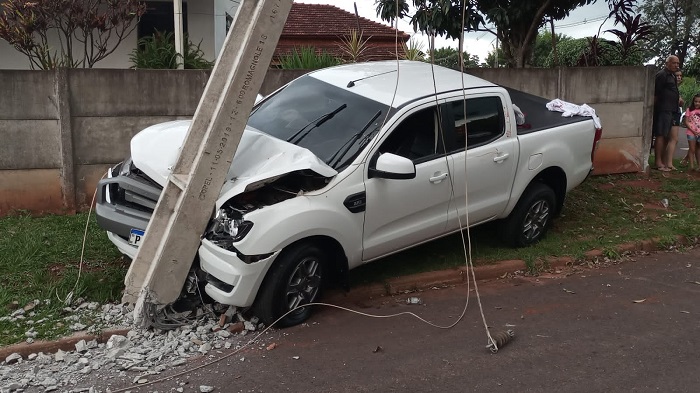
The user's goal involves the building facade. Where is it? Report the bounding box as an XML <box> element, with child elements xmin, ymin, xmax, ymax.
<box><xmin>0</xmin><ymin>1</ymin><xmax>408</xmax><ymax>70</ymax></box>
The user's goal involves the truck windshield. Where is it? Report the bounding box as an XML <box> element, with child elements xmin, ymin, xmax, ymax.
<box><xmin>248</xmin><ymin>75</ymin><xmax>389</xmax><ymax>170</ymax></box>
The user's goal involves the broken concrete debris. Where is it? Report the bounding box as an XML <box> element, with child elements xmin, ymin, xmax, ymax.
<box><xmin>406</xmin><ymin>297</ymin><xmax>423</xmax><ymax>305</ymax></box>
<box><xmin>3</xmin><ymin>354</ymin><xmax>21</xmax><ymax>365</ymax></box>
<box><xmin>0</xmin><ymin>300</ymin><xmax>272</xmax><ymax>392</ymax></box>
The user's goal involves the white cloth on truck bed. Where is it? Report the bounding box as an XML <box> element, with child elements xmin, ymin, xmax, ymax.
<box><xmin>546</xmin><ymin>99</ymin><xmax>601</xmax><ymax>129</ymax></box>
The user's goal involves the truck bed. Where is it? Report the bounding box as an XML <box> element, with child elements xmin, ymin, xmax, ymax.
<box><xmin>505</xmin><ymin>87</ymin><xmax>591</xmax><ymax>134</ymax></box>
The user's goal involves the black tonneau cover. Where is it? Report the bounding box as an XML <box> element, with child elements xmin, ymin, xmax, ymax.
<box><xmin>504</xmin><ymin>87</ymin><xmax>592</xmax><ymax>135</ymax></box>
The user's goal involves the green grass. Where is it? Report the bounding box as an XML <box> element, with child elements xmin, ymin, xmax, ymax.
<box><xmin>349</xmin><ymin>171</ymin><xmax>700</xmax><ymax>285</ymax></box>
<box><xmin>1</xmin><ymin>170</ymin><xmax>699</xmax><ymax>346</ymax></box>
<box><xmin>0</xmin><ymin>212</ymin><xmax>127</xmax><ymax>346</ymax></box>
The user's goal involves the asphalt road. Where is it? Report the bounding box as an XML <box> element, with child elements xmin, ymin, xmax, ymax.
<box><xmin>86</xmin><ymin>248</ymin><xmax>700</xmax><ymax>393</ymax></box>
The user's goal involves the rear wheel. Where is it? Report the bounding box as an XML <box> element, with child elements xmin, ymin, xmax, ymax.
<box><xmin>502</xmin><ymin>183</ymin><xmax>556</xmax><ymax>247</ymax></box>
<box><xmin>254</xmin><ymin>243</ymin><xmax>325</xmax><ymax>327</ymax></box>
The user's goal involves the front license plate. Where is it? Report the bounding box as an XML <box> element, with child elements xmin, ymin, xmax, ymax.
<box><xmin>128</xmin><ymin>229</ymin><xmax>145</xmax><ymax>247</ymax></box>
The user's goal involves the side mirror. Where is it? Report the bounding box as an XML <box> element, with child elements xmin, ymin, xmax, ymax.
<box><xmin>369</xmin><ymin>153</ymin><xmax>416</xmax><ymax>179</ymax></box>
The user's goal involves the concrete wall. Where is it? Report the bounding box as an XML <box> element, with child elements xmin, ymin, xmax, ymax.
<box><xmin>0</xmin><ymin>68</ymin><xmax>300</xmax><ymax>215</ymax></box>
<box><xmin>0</xmin><ymin>66</ymin><xmax>654</xmax><ymax>215</ymax></box>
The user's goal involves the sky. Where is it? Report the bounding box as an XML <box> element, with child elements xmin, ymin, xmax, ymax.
<box><xmin>296</xmin><ymin>0</ymin><xmax>618</xmax><ymax>63</ymax></box>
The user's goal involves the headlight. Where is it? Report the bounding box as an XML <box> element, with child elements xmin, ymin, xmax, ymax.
<box><xmin>119</xmin><ymin>157</ymin><xmax>133</xmax><ymax>176</ymax></box>
<box><xmin>206</xmin><ymin>207</ymin><xmax>254</xmax><ymax>250</ymax></box>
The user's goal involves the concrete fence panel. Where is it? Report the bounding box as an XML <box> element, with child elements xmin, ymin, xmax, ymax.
<box><xmin>0</xmin><ymin>71</ymin><xmax>57</xmax><ymax>119</ymax></box>
<box><xmin>467</xmin><ymin>68</ymin><xmax>559</xmax><ymax>99</ymax></box>
<box><xmin>560</xmin><ymin>66</ymin><xmax>647</xmax><ymax>104</ymax></box>
<box><xmin>68</xmin><ymin>69</ymin><xmax>210</xmax><ymax>117</ymax></box>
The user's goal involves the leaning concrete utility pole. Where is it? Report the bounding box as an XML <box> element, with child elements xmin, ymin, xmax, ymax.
<box><xmin>122</xmin><ymin>0</ymin><xmax>293</xmax><ymax>325</ymax></box>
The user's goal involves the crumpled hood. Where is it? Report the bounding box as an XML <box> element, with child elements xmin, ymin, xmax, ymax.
<box><xmin>130</xmin><ymin>120</ymin><xmax>337</xmax><ymax>202</ymax></box>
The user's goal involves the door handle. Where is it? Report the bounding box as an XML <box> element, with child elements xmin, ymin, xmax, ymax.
<box><xmin>429</xmin><ymin>173</ymin><xmax>448</xmax><ymax>183</ymax></box>
<box><xmin>493</xmin><ymin>153</ymin><xmax>510</xmax><ymax>163</ymax></box>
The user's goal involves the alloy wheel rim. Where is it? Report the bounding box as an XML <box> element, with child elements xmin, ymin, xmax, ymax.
<box><xmin>522</xmin><ymin>199</ymin><xmax>550</xmax><ymax>241</ymax></box>
<box><xmin>285</xmin><ymin>257</ymin><xmax>321</xmax><ymax>314</ymax></box>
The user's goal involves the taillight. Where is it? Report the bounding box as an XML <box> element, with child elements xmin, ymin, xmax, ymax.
<box><xmin>591</xmin><ymin>127</ymin><xmax>603</xmax><ymax>162</ymax></box>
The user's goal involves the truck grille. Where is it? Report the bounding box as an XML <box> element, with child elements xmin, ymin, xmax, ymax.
<box><xmin>105</xmin><ymin>161</ymin><xmax>163</xmax><ymax>213</ymax></box>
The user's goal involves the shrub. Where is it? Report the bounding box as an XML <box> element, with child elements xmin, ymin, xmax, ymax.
<box><xmin>277</xmin><ymin>46</ymin><xmax>341</xmax><ymax>70</ymax></box>
<box><xmin>129</xmin><ymin>31</ymin><xmax>214</xmax><ymax>69</ymax></box>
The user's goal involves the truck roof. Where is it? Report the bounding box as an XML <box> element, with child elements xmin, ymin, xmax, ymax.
<box><xmin>307</xmin><ymin>60</ymin><xmax>497</xmax><ymax>108</ymax></box>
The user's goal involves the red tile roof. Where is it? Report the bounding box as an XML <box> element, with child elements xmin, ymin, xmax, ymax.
<box><xmin>274</xmin><ymin>3</ymin><xmax>411</xmax><ymax>62</ymax></box>
<box><xmin>283</xmin><ymin>3</ymin><xmax>410</xmax><ymax>40</ymax></box>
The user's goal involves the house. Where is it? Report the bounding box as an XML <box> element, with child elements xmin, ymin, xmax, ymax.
<box><xmin>276</xmin><ymin>3</ymin><xmax>410</xmax><ymax>63</ymax></box>
<box><xmin>0</xmin><ymin>1</ymin><xmax>409</xmax><ymax>70</ymax></box>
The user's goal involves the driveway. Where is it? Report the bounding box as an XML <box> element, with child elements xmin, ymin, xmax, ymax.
<box><xmin>82</xmin><ymin>247</ymin><xmax>700</xmax><ymax>393</ymax></box>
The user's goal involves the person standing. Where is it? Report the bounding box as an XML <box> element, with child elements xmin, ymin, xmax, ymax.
<box><xmin>664</xmin><ymin>70</ymin><xmax>683</xmax><ymax>170</ymax></box>
<box><xmin>684</xmin><ymin>94</ymin><xmax>700</xmax><ymax>170</ymax></box>
<box><xmin>652</xmin><ymin>55</ymin><xmax>681</xmax><ymax>171</ymax></box>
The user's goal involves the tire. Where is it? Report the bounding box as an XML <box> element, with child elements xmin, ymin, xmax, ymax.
<box><xmin>254</xmin><ymin>243</ymin><xmax>326</xmax><ymax>328</ymax></box>
<box><xmin>502</xmin><ymin>183</ymin><xmax>556</xmax><ymax>247</ymax></box>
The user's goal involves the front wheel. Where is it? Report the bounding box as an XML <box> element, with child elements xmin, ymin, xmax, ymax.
<box><xmin>253</xmin><ymin>243</ymin><xmax>326</xmax><ymax>328</ymax></box>
<box><xmin>502</xmin><ymin>183</ymin><xmax>556</xmax><ymax>247</ymax></box>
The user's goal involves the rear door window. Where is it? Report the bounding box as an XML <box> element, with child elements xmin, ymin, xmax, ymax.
<box><xmin>447</xmin><ymin>97</ymin><xmax>505</xmax><ymax>151</ymax></box>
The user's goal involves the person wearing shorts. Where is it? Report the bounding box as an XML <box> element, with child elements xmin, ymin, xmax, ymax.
<box><xmin>652</xmin><ymin>55</ymin><xmax>681</xmax><ymax>171</ymax></box>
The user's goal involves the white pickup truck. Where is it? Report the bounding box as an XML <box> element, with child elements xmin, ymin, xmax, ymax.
<box><xmin>96</xmin><ymin>61</ymin><xmax>602</xmax><ymax>327</ymax></box>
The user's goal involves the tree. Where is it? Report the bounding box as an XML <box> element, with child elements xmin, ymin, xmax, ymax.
<box><xmin>582</xmin><ymin>0</ymin><xmax>653</xmax><ymax>67</ymax></box>
<box><xmin>683</xmin><ymin>53</ymin><xmax>700</xmax><ymax>78</ymax></box>
<box><xmin>375</xmin><ymin>0</ymin><xmax>483</xmax><ymax>67</ymax></box>
<box><xmin>0</xmin><ymin>0</ymin><xmax>145</xmax><ymax>69</ymax></box>
<box><xmin>430</xmin><ymin>47</ymin><xmax>479</xmax><ymax>68</ymax></box>
<box><xmin>639</xmin><ymin>0</ymin><xmax>700</xmax><ymax>68</ymax></box>
<box><xmin>531</xmin><ymin>31</ymin><xmax>572</xmax><ymax>67</ymax></box>
<box><xmin>560</xmin><ymin>37</ymin><xmax>646</xmax><ymax>66</ymax></box>
<box><xmin>476</xmin><ymin>0</ymin><xmax>596</xmax><ymax>68</ymax></box>
<box><xmin>376</xmin><ymin>0</ymin><xmax>595</xmax><ymax>68</ymax></box>
<box><xmin>483</xmin><ymin>47</ymin><xmax>510</xmax><ymax>67</ymax></box>
<box><xmin>375</xmin><ymin>0</ymin><xmax>483</xmax><ymax>40</ymax></box>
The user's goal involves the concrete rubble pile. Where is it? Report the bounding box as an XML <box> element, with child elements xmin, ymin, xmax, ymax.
<box><xmin>0</xmin><ymin>300</ymin><xmax>268</xmax><ymax>393</ymax></box>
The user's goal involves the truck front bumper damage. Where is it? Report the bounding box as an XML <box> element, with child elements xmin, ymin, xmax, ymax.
<box><xmin>96</xmin><ymin>162</ymin><xmax>281</xmax><ymax>310</ymax></box>
<box><xmin>102</xmin><ymin>231</ymin><xmax>275</xmax><ymax>308</ymax></box>
<box><xmin>198</xmin><ymin>239</ymin><xmax>279</xmax><ymax>307</ymax></box>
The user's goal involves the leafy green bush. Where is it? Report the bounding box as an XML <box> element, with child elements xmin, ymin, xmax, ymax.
<box><xmin>543</xmin><ymin>38</ymin><xmax>646</xmax><ymax>67</ymax></box>
<box><xmin>129</xmin><ymin>31</ymin><xmax>214</xmax><ymax>69</ymax></box>
<box><xmin>679</xmin><ymin>77</ymin><xmax>700</xmax><ymax>110</ymax></box>
<box><xmin>277</xmin><ymin>46</ymin><xmax>341</xmax><ymax>70</ymax></box>
<box><xmin>430</xmin><ymin>47</ymin><xmax>479</xmax><ymax>69</ymax></box>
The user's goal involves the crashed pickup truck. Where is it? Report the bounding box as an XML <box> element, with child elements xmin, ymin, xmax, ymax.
<box><xmin>96</xmin><ymin>61</ymin><xmax>602</xmax><ymax>327</ymax></box>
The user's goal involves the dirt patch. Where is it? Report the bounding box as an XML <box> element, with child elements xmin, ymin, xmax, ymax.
<box><xmin>598</xmin><ymin>173</ymin><xmax>660</xmax><ymax>191</ymax></box>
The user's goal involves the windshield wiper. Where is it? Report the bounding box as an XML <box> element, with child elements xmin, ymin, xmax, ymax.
<box><xmin>286</xmin><ymin>104</ymin><xmax>347</xmax><ymax>144</ymax></box>
<box><xmin>327</xmin><ymin>110</ymin><xmax>382</xmax><ymax>168</ymax></box>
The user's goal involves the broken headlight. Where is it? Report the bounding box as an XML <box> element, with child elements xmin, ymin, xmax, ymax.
<box><xmin>205</xmin><ymin>207</ymin><xmax>254</xmax><ymax>250</ymax></box>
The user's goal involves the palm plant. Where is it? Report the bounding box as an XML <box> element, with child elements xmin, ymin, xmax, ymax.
<box><xmin>400</xmin><ymin>38</ymin><xmax>425</xmax><ymax>61</ymax></box>
<box><xmin>277</xmin><ymin>46</ymin><xmax>341</xmax><ymax>70</ymax></box>
<box><xmin>338</xmin><ymin>29</ymin><xmax>371</xmax><ymax>63</ymax></box>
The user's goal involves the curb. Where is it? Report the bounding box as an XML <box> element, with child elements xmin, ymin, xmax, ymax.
<box><xmin>0</xmin><ymin>329</ymin><xmax>130</xmax><ymax>363</ymax></box>
<box><xmin>1</xmin><ymin>235</ymin><xmax>695</xmax><ymax>361</ymax></box>
<box><xmin>323</xmin><ymin>235</ymin><xmax>695</xmax><ymax>304</ymax></box>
